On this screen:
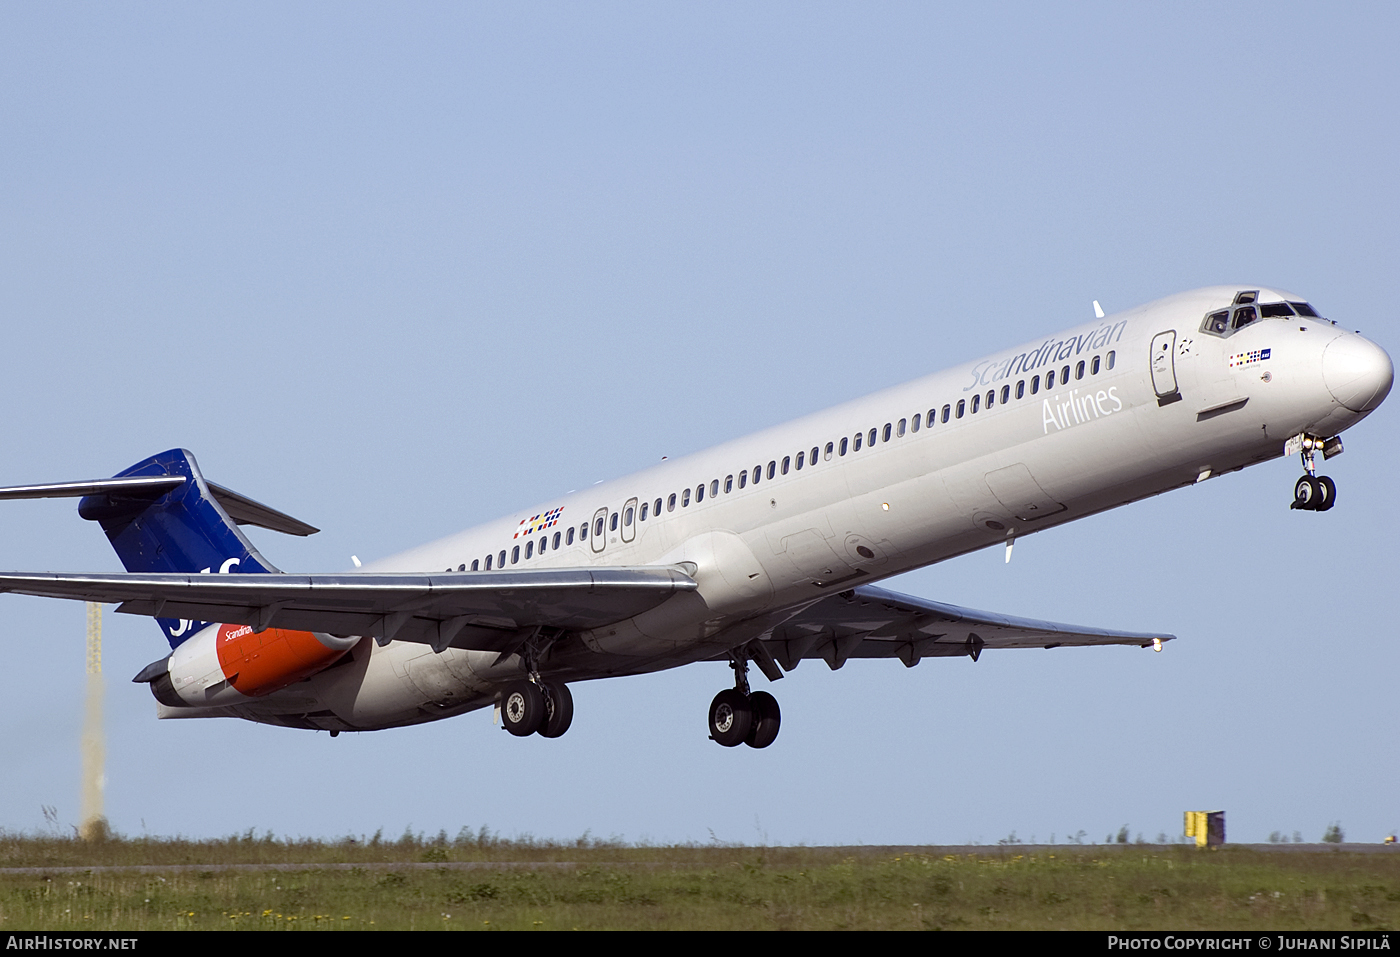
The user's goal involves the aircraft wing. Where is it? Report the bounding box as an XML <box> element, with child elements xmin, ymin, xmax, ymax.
<box><xmin>760</xmin><ymin>584</ymin><xmax>1174</xmax><ymax>671</ymax></box>
<box><xmin>0</xmin><ymin>567</ymin><xmax>696</xmax><ymax>652</ymax></box>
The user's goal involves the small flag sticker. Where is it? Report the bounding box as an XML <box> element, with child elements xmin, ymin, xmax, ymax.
<box><xmin>514</xmin><ymin>507</ymin><xmax>565</xmax><ymax>539</ymax></box>
<box><xmin>1228</xmin><ymin>347</ymin><xmax>1271</xmax><ymax>368</ymax></box>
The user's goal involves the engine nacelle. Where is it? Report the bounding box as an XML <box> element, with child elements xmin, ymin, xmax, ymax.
<box><xmin>150</xmin><ymin>622</ymin><xmax>359</xmax><ymax>708</ymax></box>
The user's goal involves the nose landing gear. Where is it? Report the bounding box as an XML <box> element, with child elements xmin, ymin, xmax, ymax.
<box><xmin>1287</xmin><ymin>434</ymin><xmax>1341</xmax><ymax>512</ymax></box>
<box><xmin>1292</xmin><ymin>475</ymin><xmax>1336</xmax><ymax>512</ymax></box>
<box><xmin>707</xmin><ymin>654</ymin><xmax>781</xmax><ymax>749</ymax></box>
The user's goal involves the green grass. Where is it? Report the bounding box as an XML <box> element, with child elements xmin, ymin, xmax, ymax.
<box><xmin>1</xmin><ymin>831</ymin><xmax>1397</xmax><ymax>930</ymax></box>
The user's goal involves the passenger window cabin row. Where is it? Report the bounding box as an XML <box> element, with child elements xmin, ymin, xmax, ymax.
<box><xmin>450</xmin><ymin>349</ymin><xmax>1119</xmax><ymax>571</ymax></box>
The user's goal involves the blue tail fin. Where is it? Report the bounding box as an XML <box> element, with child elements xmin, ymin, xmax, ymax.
<box><xmin>78</xmin><ymin>449</ymin><xmax>279</xmax><ymax>647</ymax></box>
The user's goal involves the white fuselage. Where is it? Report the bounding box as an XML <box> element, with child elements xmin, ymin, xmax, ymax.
<box><xmin>162</xmin><ymin>286</ymin><xmax>1389</xmax><ymax>732</ymax></box>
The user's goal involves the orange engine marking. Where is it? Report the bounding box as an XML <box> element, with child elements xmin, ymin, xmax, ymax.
<box><xmin>215</xmin><ymin>623</ymin><xmax>345</xmax><ymax>697</ymax></box>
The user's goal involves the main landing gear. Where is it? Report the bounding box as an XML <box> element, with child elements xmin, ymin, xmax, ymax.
<box><xmin>1288</xmin><ymin>434</ymin><xmax>1341</xmax><ymax>512</ymax></box>
<box><xmin>500</xmin><ymin>679</ymin><xmax>574</xmax><ymax>738</ymax></box>
<box><xmin>707</xmin><ymin>655</ymin><xmax>781</xmax><ymax>749</ymax></box>
<box><xmin>497</xmin><ymin>627</ymin><xmax>573</xmax><ymax>738</ymax></box>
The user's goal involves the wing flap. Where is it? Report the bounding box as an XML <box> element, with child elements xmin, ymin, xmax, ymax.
<box><xmin>0</xmin><ymin>566</ymin><xmax>697</xmax><ymax>650</ymax></box>
<box><xmin>763</xmin><ymin>583</ymin><xmax>1173</xmax><ymax>669</ymax></box>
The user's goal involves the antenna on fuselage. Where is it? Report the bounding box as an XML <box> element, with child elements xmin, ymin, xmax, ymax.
<box><xmin>1093</xmin><ymin>301</ymin><xmax>1105</xmax><ymax>319</ymax></box>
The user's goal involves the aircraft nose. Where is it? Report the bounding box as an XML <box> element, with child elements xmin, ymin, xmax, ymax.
<box><xmin>1322</xmin><ymin>334</ymin><xmax>1394</xmax><ymax>413</ymax></box>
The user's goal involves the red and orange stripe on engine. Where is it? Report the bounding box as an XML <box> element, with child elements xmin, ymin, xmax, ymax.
<box><xmin>214</xmin><ymin>623</ymin><xmax>349</xmax><ymax>697</ymax></box>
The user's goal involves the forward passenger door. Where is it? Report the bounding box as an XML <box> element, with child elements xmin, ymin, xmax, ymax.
<box><xmin>1150</xmin><ymin>330</ymin><xmax>1181</xmax><ymax>405</ymax></box>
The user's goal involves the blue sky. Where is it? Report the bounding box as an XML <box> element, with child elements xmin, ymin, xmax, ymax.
<box><xmin>0</xmin><ymin>2</ymin><xmax>1395</xmax><ymax>845</ymax></box>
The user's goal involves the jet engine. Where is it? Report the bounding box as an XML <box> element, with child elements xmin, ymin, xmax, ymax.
<box><xmin>144</xmin><ymin>622</ymin><xmax>360</xmax><ymax>708</ymax></box>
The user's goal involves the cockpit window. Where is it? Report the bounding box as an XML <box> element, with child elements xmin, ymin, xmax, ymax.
<box><xmin>1205</xmin><ymin>298</ymin><xmax>1303</xmax><ymax>337</ymax></box>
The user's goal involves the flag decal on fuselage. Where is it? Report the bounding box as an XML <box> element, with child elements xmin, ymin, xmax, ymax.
<box><xmin>514</xmin><ymin>507</ymin><xmax>564</xmax><ymax>539</ymax></box>
<box><xmin>1228</xmin><ymin>348</ymin><xmax>1271</xmax><ymax>368</ymax></box>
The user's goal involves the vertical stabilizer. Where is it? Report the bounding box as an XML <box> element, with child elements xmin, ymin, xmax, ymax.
<box><xmin>78</xmin><ymin>449</ymin><xmax>279</xmax><ymax>647</ymax></box>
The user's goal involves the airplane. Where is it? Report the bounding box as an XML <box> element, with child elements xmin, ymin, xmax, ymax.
<box><xmin>0</xmin><ymin>285</ymin><xmax>1389</xmax><ymax>748</ymax></box>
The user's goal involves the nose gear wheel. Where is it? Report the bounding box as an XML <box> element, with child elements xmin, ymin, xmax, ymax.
<box><xmin>1292</xmin><ymin>475</ymin><xmax>1336</xmax><ymax>511</ymax></box>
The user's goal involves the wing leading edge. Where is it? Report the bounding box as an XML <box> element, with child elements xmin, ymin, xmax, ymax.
<box><xmin>759</xmin><ymin>584</ymin><xmax>1174</xmax><ymax>670</ymax></box>
<box><xmin>0</xmin><ymin>565</ymin><xmax>1168</xmax><ymax>665</ymax></box>
<box><xmin>0</xmin><ymin>566</ymin><xmax>697</xmax><ymax>653</ymax></box>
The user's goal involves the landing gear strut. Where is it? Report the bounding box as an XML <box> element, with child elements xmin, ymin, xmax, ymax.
<box><xmin>707</xmin><ymin>654</ymin><xmax>781</xmax><ymax>749</ymax></box>
<box><xmin>1288</xmin><ymin>434</ymin><xmax>1340</xmax><ymax>512</ymax></box>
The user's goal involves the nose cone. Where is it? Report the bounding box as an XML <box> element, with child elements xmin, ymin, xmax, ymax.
<box><xmin>1322</xmin><ymin>335</ymin><xmax>1394</xmax><ymax>413</ymax></box>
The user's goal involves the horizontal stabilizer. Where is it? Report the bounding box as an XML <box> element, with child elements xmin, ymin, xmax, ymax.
<box><xmin>205</xmin><ymin>482</ymin><xmax>319</xmax><ymax>537</ymax></box>
<box><xmin>0</xmin><ymin>473</ymin><xmax>318</xmax><ymax>536</ymax></box>
<box><xmin>0</xmin><ymin>566</ymin><xmax>698</xmax><ymax>653</ymax></box>
<box><xmin>0</xmin><ymin>476</ymin><xmax>185</xmax><ymax>501</ymax></box>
